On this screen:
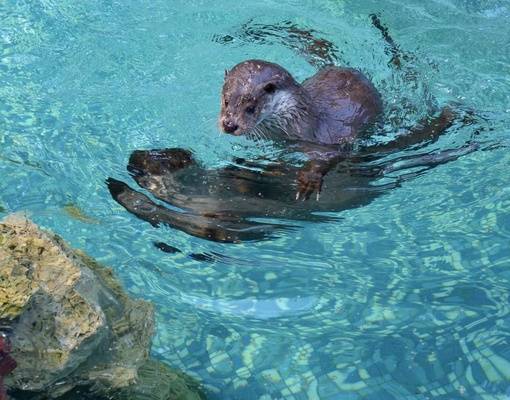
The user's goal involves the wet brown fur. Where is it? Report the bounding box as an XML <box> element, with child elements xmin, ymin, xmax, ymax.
<box><xmin>219</xmin><ymin>60</ymin><xmax>383</xmax><ymax>145</ymax></box>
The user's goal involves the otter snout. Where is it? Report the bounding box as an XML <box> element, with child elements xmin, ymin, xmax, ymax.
<box><xmin>221</xmin><ymin>118</ymin><xmax>239</xmax><ymax>134</ymax></box>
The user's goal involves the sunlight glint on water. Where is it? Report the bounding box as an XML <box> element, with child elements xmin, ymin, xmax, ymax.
<box><xmin>1</xmin><ymin>0</ymin><xmax>510</xmax><ymax>398</ymax></box>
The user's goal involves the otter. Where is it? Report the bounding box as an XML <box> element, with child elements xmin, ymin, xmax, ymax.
<box><xmin>107</xmin><ymin>20</ymin><xmax>479</xmax><ymax>244</ymax></box>
<box><xmin>219</xmin><ymin>60</ymin><xmax>383</xmax><ymax>144</ymax></box>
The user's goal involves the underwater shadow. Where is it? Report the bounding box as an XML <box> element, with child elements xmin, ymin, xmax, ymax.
<box><xmin>107</xmin><ymin>108</ymin><xmax>477</xmax><ymax>243</ymax></box>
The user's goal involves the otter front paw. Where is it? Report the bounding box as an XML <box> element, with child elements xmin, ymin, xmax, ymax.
<box><xmin>296</xmin><ymin>171</ymin><xmax>323</xmax><ymax>201</ymax></box>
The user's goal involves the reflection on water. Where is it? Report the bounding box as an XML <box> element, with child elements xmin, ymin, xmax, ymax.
<box><xmin>1</xmin><ymin>0</ymin><xmax>510</xmax><ymax>398</ymax></box>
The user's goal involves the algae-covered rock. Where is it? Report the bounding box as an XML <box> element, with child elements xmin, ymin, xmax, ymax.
<box><xmin>0</xmin><ymin>215</ymin><xmax>205</xmax><ymax>400</ymax></box>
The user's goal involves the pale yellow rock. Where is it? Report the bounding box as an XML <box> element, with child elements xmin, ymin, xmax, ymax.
<box><xmin>0</xmin><ymin>215</ymin><xmax>204</xmax><ymax>400</ymax></box>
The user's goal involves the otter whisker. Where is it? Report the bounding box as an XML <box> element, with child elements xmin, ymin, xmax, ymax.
<box><xmin>197</xmin><ymin>115</ymin><xmax>219</xmax><ymax>133</ymax></box>
<box><xmin>251</xmin><ymin>126</ymin><xmax>275</xmax><ymax>153</ymax></box>
<box><xmin>259</xmin><ymin>127</ymin><xmax>271</xmax><ymax>143</ymax></box>
<box><xmin>201</xmin><ymin>116</ymin><xmax>219</xmax><ymax>125</ymax></box>
<box><xmin>253</xmin><ymin>125</ymin><xmax>269</xmax><ymax>143</ymax></box>
<box><xmin>280</xmin><ymin>123</ymin><xmax>293</xmax><ymax>139</ymax></box>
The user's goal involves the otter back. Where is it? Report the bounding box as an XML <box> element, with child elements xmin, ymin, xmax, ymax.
<box><xmin>302</xmin><ymin>67</ymin><xmax>383</xmax><ymax>144</ymax></box>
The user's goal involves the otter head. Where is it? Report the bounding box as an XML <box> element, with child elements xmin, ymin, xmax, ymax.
<box><xmin>219</xmin><ymin>60</ymin><xmax>314</xmax><ymax>141</ymax></box>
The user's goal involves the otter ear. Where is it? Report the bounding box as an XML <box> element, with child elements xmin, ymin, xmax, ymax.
<box><xmin>264</xmin><ymin>82</ymin><xmax>276</xmax><ymax>94</ymax></box>
<box><xmin>224</xmin><ymin>69</ymin><xmax>230</xmax><ymax>80</ymax></box>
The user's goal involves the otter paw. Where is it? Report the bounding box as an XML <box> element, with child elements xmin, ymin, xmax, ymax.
<box><xmin>128</xmin><ymin>148</ymin><xmax>195</xmax><ymax>176</ymax></box>
<box><xmin>296</xmin><ymin>171</ymin><xmax>323</xmax><ymax>201</ymax></box>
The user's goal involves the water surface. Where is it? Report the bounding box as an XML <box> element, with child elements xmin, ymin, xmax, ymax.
<box><xmin>1</xmin><ymin>0</ymin><xmax>510</xmax><ymax>398</ymax></box>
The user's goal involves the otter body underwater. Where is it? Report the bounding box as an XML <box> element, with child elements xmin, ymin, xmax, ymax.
<box><xmin>219</xmin><ymin>59</ymin><xmax>383</xmax><ymax>144</ymax></box>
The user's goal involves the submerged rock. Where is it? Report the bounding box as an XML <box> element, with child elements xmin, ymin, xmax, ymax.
<box><xmin>0</xmin><ymin>214</ymin><xmax>205</xmax><ymax>400</ymax></box>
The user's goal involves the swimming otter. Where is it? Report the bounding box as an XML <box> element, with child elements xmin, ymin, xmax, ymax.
<box><xmin>219</xmin><ymin>60</ymin><xmax>383</xmax><ymax>144</ymax></box>
<box><xmin>107</xmin><ymin>19</ymin><xmax>479</xmax><ymax>244</ymax></box>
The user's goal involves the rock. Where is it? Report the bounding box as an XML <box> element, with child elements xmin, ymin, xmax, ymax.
<box><xmin>0</xmin><ymin>214</ymin><xmax>205</xmax><ymax>400</ymax></box>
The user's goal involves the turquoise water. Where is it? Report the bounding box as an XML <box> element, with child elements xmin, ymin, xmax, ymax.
<box><xmin>2</xmin><ymin>0</ymin><xmax>510</xmax><ymax>398</ymax></box>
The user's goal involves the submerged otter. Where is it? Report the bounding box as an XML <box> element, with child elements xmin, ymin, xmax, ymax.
<box><xmin>219</xmin><ymin>60</ymin><xmax>383</xmax><ymax>144</ymax></box>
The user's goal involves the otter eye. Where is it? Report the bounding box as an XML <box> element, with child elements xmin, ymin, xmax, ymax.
<box><xmin>224</xmin><ymin>99</ymin><xmax>229</xmax><ymax>107</ymax></box>
<box><xmin>264</xmin><ymin>83</ymin><xmax>276</xmax><ymax>94</ymax></box>
<box><xmin>246</xmin><ymin>105</ymin><xmax>255</xmax><ymax>114</ymax></box>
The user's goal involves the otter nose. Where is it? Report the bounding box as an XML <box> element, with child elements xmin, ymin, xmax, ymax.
<box><xmin>222</xmin><ymin>119</ymin><xmax>238</xmax><ymax>134</ymax></box>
